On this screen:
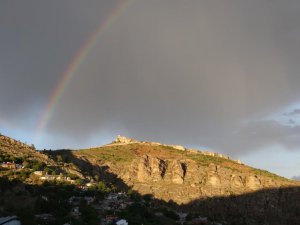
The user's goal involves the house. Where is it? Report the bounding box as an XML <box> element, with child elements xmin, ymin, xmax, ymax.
<box><xmin>69</xmin><ymin>196</ymin><xmax>81</xmax><ymax>206</ymax></box>
<box><xmin>39</xmin><ymin>174</ymin><xmax>66</xmax><ymax>181</ymax></box>
<box><xmin>71</xmin><ymin>207</ymin><xmax>81</xmax><ymax>218</ymax></box>
<box><xmin>41</xmin><ymin>196</ymin><xmax>48</xmax><ymax>201</ymax></box>
<box><xmin>0</xmin><ymin>162</ymin><xmax>16</xmax><ymax>169</ymax></box>
<box><xmin>190</xmin><ymin>216</ymin><xmax>208</xmax><ymax>225</ymax></box>
<box><xmin>177</xmin><ymin>212</ymin><xmax>188</xmax><ymax>223</ymax></box>
<box><xmin>0</xmin><ymin>216</ymin><xmax>21</xmax><ymax>225</ymax></box>
<box><xmin>15</xmin><ymin>164</ymin><xmax>24</xmax><ymax>169</ymax></box>
<box><xmin>102</xmin><ymin>216</ymin><xmax>118</xmax><ymax>225</ymax></box>
<box><xmin>69</xmin><ymin>196</ymin><xmax>95</xmax><ymax>206</ymax></box>
<box><xmin>66</xmin><ymin>177</ymin><xmax>76</xmax><ymax>184</ymax></box>
<box><xmin>33</xmin><ymin>171</ymin><xmax>43</xmax><ymax>176</ymax></box>
<box><xmin>34</xmin><ymin>214</ymin><xmax>55</xmax><ymax>221</ymax></box>
<box><xmin>86</xmin><ymin>182</ymin><xmax>95</xmax><ymax>187</ymax></box>
<box><xmin>107</xmin><ymin>193</ymin><xmax>119</xmax><ymax>200</ymax></box>
<box><xmin>84</xmin><ymin>196</ymin><xmax>95</xmax><ymax>205</ymax></box>
<box><xmin>116</xmin><ymin>219</ymin><xmax>128</xmax><ymax>225</ymax></box>
<box><xmin>40</xmin><ymin>175</ymin><xmax>56</xmax><ymax>181</ymax></box>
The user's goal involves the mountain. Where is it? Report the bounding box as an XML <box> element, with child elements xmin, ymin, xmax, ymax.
<box><xmin>2</xmin><ymin>133</ymin><xmax>297</xmax><ymax>203</ymax></box>
<box><xmin>1</xmin><ymin>134</ymin><xmax>300</xmax><ymax>225</ymax></box>
<box><xmin>54</xmin><ymin>135</ymin><xmax>297</xmax><ymax>204</ymax></box>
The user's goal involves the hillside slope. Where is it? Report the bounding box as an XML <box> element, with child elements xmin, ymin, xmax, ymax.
<box><xmin>0</xmin><ymin>134</ymin><xmax>50</xmax><ymax>163</ymax></box>
<box><xmin>62</xmin><ymin>136</ymin><xmax>298</xmax><ymax>204</ymax></box>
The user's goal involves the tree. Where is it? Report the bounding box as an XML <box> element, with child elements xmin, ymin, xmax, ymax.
<box><xmin>56</xmin><ymin>155</ymin><xmax>63</xmax><ymax>162</ymax></box>
<box><xmin>67</xmin><ymin>173</ymin><xmax>78</xmax><ymax>180</ymax></box>
<box><xmin>143</xmin><ymin>194</ymin><xmax>153</xmax><ymax>202</ymax></box>
<box><xmin>75</xmin><ymin>178</ymin><xmax>83</xmax><ymax>185</ymax></box>
<box><xmin>97</xmin><ymin>181</ymin><xmax>107</xmax><ymax>193</ymax></box>
<box><xmin>94</xmin><ymin>175</ymin><xmax>100</xmax><ymax>182</ymax></box>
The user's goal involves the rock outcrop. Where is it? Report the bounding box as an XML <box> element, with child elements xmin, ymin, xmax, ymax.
<box><xmin>111</xmin><ymin>135</ymin><xmax>139</xmax><ymax>144</ymax></box>
<box><xmin>113</xmin><ymin>153</ymin><xmax>292</xmax><ymax>204</ymax></box>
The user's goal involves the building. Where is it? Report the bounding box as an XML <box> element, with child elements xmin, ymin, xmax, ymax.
<box><xmin>33</xmin><ymin>171</ymin><xmax>44</xmax><ymax>176</ymax></box>
<box><xmin>84</xmin><ymin>196</ymin><xmax>95</xmax><ymax>205</ymax></box>
<box><xmin>71</xmin><ymin>207</ymin><xmax>81</xmax><ymax>218</ymax></box>
<box><xmin>0</xmin><ymin>162</ymin><xmax>16</xmax><ymax>169</ymax></box>
<box><xmin>34</xmin><ymin>214</ymin><xmax>55</xmax><ymax>221</ymax></box>
<box><xmin>0</xmin><ymin>216</ymin><xmax>21</xmax><ymax>225</ymax></box>
<box><xmin>116</xmin><ymin>219</ymin><xmax>128</xmax><ymax>225</ymax></box>
<box><xmin>69</xmin><ymin>196</ymin><xmax>95</xmax><ymax>206</ymax></box>
<box><xmin>102</xmin><ymin>216</ymin><xmax>118</xmax><ymax>225</ymax></box>
<box><xmin>189</xmin><ymin>216</ymin><xmax>208</xmax><ymax>225</ymax></box>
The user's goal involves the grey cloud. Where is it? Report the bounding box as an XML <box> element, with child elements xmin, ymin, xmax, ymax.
<box><xmin>284</xmin><ymin>109</ymin><xmax>300</xmax><ymax>117</ymax></box>
<box><xmin>288</xmin><ymin>119</ymin><xmax>296</xmax><ymax>125</ymax></box>
<box><xmin>0</xmin><ymin>0</ymin><xmax>119</xmax><ymax>121</ymax></box>
<box><xmin>1</xmin><ymin>0</ymin><xmax>300</xmax><ymax>154</ymax></box>
<box><xmin>207</xmin><ymin>120</ymin><xmax>300</xmax><ymax>156</ymax></box>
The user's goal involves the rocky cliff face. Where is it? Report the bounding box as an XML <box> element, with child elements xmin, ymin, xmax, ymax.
<box><xmin>114</xmin><ymin>154</ymin><xmax>289</xmax><ymax>204</ymax></box>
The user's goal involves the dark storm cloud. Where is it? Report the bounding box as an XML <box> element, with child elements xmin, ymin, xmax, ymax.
<box><xmin>0</xmin><ymin>0</ymin><xmax>119</xmax><ymax>123</ymax></box>
<box><xmin>2</xmin><ymin>0</ymin><xmax>300</xmax><ymax>153</ymax></box>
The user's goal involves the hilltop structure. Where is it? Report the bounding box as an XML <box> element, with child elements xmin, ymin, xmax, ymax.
<box><xmin>108</xmin><ymin>135</ymin><xmax>242</xmax><ymax>164</ymax></box>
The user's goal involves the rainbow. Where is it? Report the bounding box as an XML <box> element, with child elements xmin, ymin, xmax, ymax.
<box><xmin>35</xmin><ymin>0</ymin><xmax>133</xmax><ymax>137</ymax></box>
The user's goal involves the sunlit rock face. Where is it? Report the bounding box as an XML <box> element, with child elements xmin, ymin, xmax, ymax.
<box><xmin>114</xmin><ymin>152</ymin><xmax>290</xmax><ymax>204</ymax></box>
<box><xmin>245</xmin><ymin>175</ymin><xmax>262</xmax><ymax>190</ymax></box>
<box><xmin>231</xmin><ymin>175</ymin><xmax>244</xmax><ymax>188</ymax></box>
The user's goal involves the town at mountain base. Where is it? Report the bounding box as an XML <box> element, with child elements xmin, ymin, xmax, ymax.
<box><xmin>1</xmin><ymin>134</ymin><xmax>300</xmax><ymax>225</ymax></box>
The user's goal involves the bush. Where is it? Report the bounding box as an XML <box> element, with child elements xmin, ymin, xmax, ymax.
<box><xmin>67</xmin><ymin>173</ymin><xmax>78</xmax><ymax>180</ymax></box>
<box><xmin>163</xmin><ymin>208</ymin><xmax>180</xmax><ymax>220</ymax></box>
<box><xmin>97</xmin><ymin>181</ymin><xmax>108</xmax><ymax>193</ymax></box>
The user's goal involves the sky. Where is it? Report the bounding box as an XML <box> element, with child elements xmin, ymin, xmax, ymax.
<box><xmin>1</xmin><ymin>0</ymin><xmax>300</xmax><ymax>179</ymax></box>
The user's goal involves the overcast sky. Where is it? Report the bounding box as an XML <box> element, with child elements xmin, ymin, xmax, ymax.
<box><xmin>1</xmin><ymin>0</ymin><xmax>300</xmax><ymax>178</ymax></box>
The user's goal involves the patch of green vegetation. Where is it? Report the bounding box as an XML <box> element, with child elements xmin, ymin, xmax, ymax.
<box><xmin>0</xmin><ymin>152</ymin><xmax>25</xmax><ymax>164</ymax></box>
<box><xmin>24</xmin><ymin>160</ymin><xmax>46</xmax><ymax>171</ymax></box>
<box><xmin>159</xmin><ymin>145</ymin><xmax>180</xmax><ymax>152</ymax></box>
<box><xmin>185</xmin><ymin>153</ymin><xmax>227</xmax><ymax>166</ymax></box>
<box><xmin>251</xmin><ymin>168</ymin><xmax>290</xmax><ymax>182</ymax></box>
<box><xmin>223</xmin><ymin>166</ymin><xmax>242</xmax><ymax>173</ymax></box>
<box><xmin>78</xmin><ymin>144</ymin><xmax>137</xmax><ymax>163</ymax></box>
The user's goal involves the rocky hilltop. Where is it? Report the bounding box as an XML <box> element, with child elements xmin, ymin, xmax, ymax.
<box><xmin>68</xmin><ymin>135</ymin><xmax>297</xmax><ymax>204</ymax></box>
